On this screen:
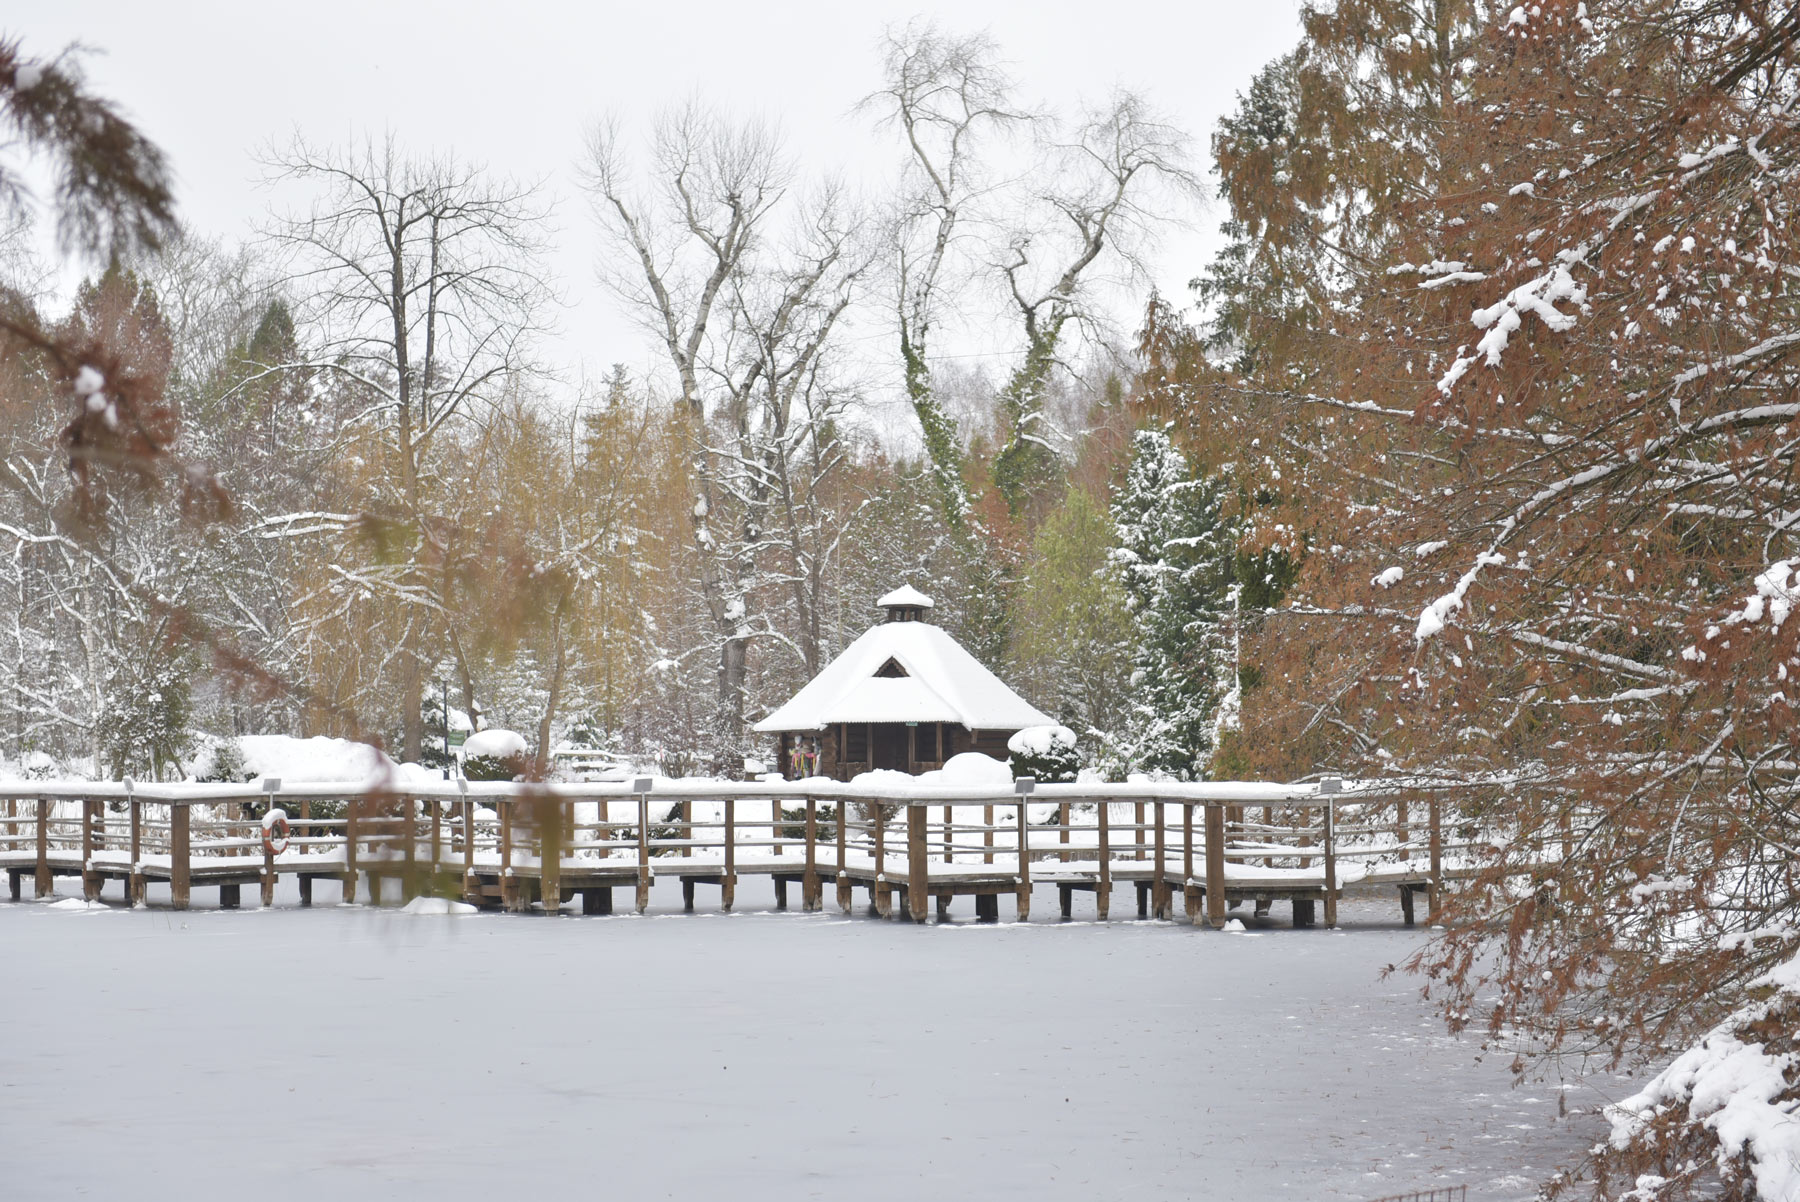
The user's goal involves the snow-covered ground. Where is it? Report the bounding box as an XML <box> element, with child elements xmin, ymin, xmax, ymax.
<box><xmin>0</xmin><ymin>886</ymin><xmax>1621</xmax><ymax>1200</ymax></box>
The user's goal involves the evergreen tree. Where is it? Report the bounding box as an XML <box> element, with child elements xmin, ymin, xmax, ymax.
<box><xmin>1108</xmin><ymin>428</ymin><xmax>1235</xmax><ymax>779</ymax></box>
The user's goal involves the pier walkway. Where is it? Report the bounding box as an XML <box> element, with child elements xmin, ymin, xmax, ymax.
<box><xmin>0</xmin><ymin>777</ymin><xmax>1514</xmax><ymax>927</ymax></box>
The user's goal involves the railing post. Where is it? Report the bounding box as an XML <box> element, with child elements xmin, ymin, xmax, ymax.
<box><xmin>542</xmin><ymin>796</ymin><xmax>563</xmax><ymax>915</ymax></box>
<box><xmin>803</xmin><ymin>798</ymin><xmax>819</xmax><ymax>911</ymax></box>
<box><xmin>129</xmin><ymin>790</ymin><xmax>144</xmax><ymax>907</ymax></box>
<box><xmin>34</xmin><ymin>795</ymin><xmax>50</xmax><ymax>898</ymax></box>
<box><xmin>907</xmin><ymin>803</ymin><xmax>928</xmax><ymax>923</ymax></box>
<box><xmin>1205</xmin><ymin>802</ymin><xmax>1227</xmax><ymax>928</ymax></box>
<box><xmin>722</xmin><ymin>798</ymin><xmax>736</xmax><ymax>912</ymax></box>
<box><xmin>1014</xmin><ymin>780</ymin><xmax>1034</xmax><ymax>921</ymax></box>
<box><xmin>1183</xmin><ymin>803</ymin><xmax>1196</xmax><ymax>921</ymax></box>
<box><xmin>1397</xmin><ymin>796</ymin><xmax>1411</xmax><ymax>862</ymax></box>
<box><xmin>500</xmin><ymin>799</ymin><xmax>519</xmax><ymax>912</ymax></box>
<box><xmin>1096</xmin><ymin>799</ymin><xmax>1111</xmax><ymax>921</ymax></box>
<box><xmin>81</xmin><ymin>796</ymin><xmax>98</xmax><ymax>901</ymax></box>
<box><xmin>1322</xmin><ymin>793</ymin><xmax>1339</xmax><ymax>930</ymax></box>
<box><xmin>983</xmin><ymin>803</ymin><xmax>994</xmax><ymax>864</ymax></box>
<box><xmin>1428</xmin><ymin>796</ymin><xmax>1444</xmax><ymax>924</ymax></box>
<box><xmin>1059</xmin><ymin>799</ymin><xmax>1070</xmax><ymax>863</ymax></box>
<box><xmin>1151</xmin><ymin>800</ymin><xmax>1167</xmax><ymax>919</ymax></box>
<box><xmin>170</xmin><ymin>802</ymin><xmax>190</xmax><ymax>910</ymax></box>
<box><xmin>343</xmin><ymin>799</ymin><xmax>359</xmax><ymax>904</ymax></box>
<box><xmin>459</xmin><ymin>780</ymin><xmax>474</xmax><ymax>902</ymax></box>
<box><xmin>942</xmin><ymin>804</ymin><xmax>953</xmax><ymax>864</ymax></box>
<box><xmin>634</xmin><ymin>779</ymin><xmax>652</xmax><ymax>914</ymax></box>
<box><xmin>835</xmin><ymin>796</ymin><xmax>850</xmax><ymax>912</ymax></box>
<box><xmin>260</xmin><ymin>780</ymin><xmax>279</xmax><ymax>908</ymax></box>
<box><xmin>873</xmin><ymin>804</ymin><xmax>891</xmax><ymax>918</ymax></box>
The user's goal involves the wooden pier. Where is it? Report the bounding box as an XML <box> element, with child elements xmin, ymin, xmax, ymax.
<box><xmin>0</xmin><ymin>777</ymin><xmax>1503</xmax><ymax>927</ymax></box>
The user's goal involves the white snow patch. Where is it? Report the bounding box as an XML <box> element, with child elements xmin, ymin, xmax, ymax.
<box><xmin>463</xmin><ymin>729</ymin><xmax>528</xmax><ymax>761</ymax></box>
<box><xmin>1373</xmin><ymin>566</ymin><xmax>1404</xmax><ymax>589</ymax></box>
<box><xmin>1007</xmin><ymin>725</ymin><xmax>1076</xmax><ymax>757</ymax></box>
<box><xmin>398</xmin><ymin>897</ymin><xmax>477</xmax><ymax>916</ymax></box>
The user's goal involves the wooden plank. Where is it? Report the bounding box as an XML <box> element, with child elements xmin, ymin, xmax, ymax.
<box><xmin>907</xmin><ymin>804</ymin><xmax>928</xmax><ymax>922</ymax></box>
<box><xmin>170</xmin><ymin>803</ymin><xmax>190</xmax><ymax>910</ymax></box>
<box><xmin>1204</xmin><ymin>802</ymin><xmax>1226</xmax><ymax>928</ymax></box>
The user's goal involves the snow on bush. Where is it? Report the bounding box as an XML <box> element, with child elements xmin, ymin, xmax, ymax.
<box><xmin>1603</xmin><ymin>950</ymin><xmax>1800</xmax><ymax>1202</ymax></box>
<box><xmin>234</xmin><ymin>735</ymin><xmax>397</xmax><ymax>784</ymax></box>
<box><xmin>463</xmin><ymin>728</ymin><xmax>529</xmax><ymax>781</ymax></box>
<box><xmin>1007</xmin><ymin>725</ymin><xmax>1081</xmax><ymax>783</ymax></box>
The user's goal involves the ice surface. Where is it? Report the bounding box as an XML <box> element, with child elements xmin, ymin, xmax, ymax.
<box><xmin>0</xmin><ymin>890</ymin><xmax>1619</xmax><ymax>1200</ymax></box>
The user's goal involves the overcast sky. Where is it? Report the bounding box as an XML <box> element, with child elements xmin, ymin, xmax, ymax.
<box><xmin>14</xmin><ymin>1</ymin><xmax>1303</xmax><ymax>416</ymax></box>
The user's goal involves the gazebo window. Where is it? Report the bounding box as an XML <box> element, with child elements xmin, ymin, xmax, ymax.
<box><xmin>874</xmin><ymin>657</ymin><xmax>909</xmax><ymax>678</ymax></box>
<box><xmin>846</xmin><ymin>723</ymin><xmax>869</xmax><ymax>761</ymax></box>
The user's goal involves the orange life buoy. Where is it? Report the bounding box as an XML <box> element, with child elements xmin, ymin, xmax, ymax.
<box><xmin>262</xmin><ymin>812</ymin><xmax>290</xmax><ymax>856</ymax></box>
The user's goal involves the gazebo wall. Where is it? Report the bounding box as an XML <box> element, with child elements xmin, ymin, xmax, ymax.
<box><xmin>775</xmin><ymin>723</ymin><xmax>1018</xmax><ymax>781</ymax></box>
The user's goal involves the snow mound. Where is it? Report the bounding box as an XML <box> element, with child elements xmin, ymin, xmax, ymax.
<box><xmin>849</xmin><ymin>752</ymin><xmax>1011</xmax><ymax>791</ymax></box>
<box><xmin>48</xmin><ymin>898</ymin><xmax>107</xmax><ymax>911</ymax></box>
<box><xmin>464</xmin><ymin>729</ymin><xmax>528</xmax><ymax>760</ymax></box>
<box><xmin>1607</xmin><ymin>949</ymin><xmax>1800</xmax><ymax>1201</ymax></box>
<box><xmin>1007</xmin><ymin>725</ymin><xmax>1076</xmax><ymax>757</ymax></box>
<box><xmin>238</xmin><ymin>735</ymin><xmax>397</xmax><ymax>785</ymax></box>
<box><xmin>399</xmin><ymin>897</ymin><xmax>476</xmax><ymax>916</ymax></box>
<box><xmin>1222</xmin><ymin>918</ymin><xmax>1247</xmax><ymax>933</ymax></box>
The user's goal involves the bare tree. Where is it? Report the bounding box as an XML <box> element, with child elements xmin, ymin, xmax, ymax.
<box><xmin>864</xmin><ymin>21</ymin><xmax>1030</xmax><ymax>533</ymax></box>
<box><xmin>582</xmin><ymin>106</ymin><xmax>870</xmax><ymax>771</ymax></box>
<box><xmin>260</xmin><ymin>135</ymin><xmax>552</xmax><ymax>760</ymax></box>
<box><xmin>992</xmin><ymin>91</ymin><xmax>1202</xmax><ymax>520</ymax></box>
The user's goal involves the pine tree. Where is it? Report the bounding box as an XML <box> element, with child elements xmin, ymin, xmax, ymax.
<box><xmin>1108</xmin><ymin>428</ymin><xmax>1236</xmax><ymax>778</ymax></box>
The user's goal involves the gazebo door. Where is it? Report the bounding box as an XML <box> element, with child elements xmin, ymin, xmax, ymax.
<box><xmin>872</xmin><ymin>724</ymin><xmax>909</xmax><ymax>772</ymax></box>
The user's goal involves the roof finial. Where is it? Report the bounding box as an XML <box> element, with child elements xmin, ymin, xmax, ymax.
<box><xmin>877</xmin><ymin>584</ymin><xmax>934</xmax><ymax>623</ymax></box>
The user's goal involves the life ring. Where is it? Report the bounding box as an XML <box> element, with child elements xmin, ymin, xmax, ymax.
<box><xmin>262</xmin><ymin>810</ymin><xmax>291</xmax><ymax>856</ymax></box>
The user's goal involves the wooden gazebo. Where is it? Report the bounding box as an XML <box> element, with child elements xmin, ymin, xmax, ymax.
<box><xmin>755</xmin><ymin>586</ymin><xmax>1053</xmax><ymax>781</ymax></box>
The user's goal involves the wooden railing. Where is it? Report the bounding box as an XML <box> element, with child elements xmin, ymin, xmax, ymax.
<box><xmin>0</xmin><ymin>778</ymin><xmax>1531</xmax><ymax>924</ymax></box>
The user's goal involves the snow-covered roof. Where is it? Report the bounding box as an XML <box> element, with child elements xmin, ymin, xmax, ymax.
<box><xmin>754</xmin><ymin>619</ymin><xmax>1052</xmax><ymax>733</ymax></box>
<box><xmin>877</xmin><ymin>585</ymin><xmax>934</xmax><ymax>610</ymax></box>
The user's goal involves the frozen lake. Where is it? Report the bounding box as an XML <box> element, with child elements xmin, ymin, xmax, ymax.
<box><xmin>0</xmin><ymin>882</ymin><xmax>1620</xmax><ymax>1200</ymax></box>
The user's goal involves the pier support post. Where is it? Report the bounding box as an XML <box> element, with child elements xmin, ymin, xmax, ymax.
<box><xmin>907</xmin><ymin>804</ymin><xmax>928</xmax><ymax>923</ymax></box>
<box><xmin>170</xmin><ymin>803</ymin><xmax>190</xmax><ymax>910</ymax></box>
<box><xmin>722</xmin><ymin>799</ymin><xmax>736</xmax><ymax>912</ymax></box>
<box><xmin>635</xmin><ymin>785</ymin><xmax>652</xmax><ymax>914</ymax></box>
<box><xmin>1427</xmin><ymin>796</ymin><xmax>1444</xmax><ymax>924</ymax></box>
<box><xmin>1014</xmin><ymin>798</ymin><xmax>1032</xmax><ymax>921</ymax></box>
<box><xmin>803</xmin><ymin>800</ymin><xmax>820</xmax><ymax>911</ymax></box>
<box><xmin>1151</xmin><ymin>802</ymin><xmax>1168</xmax><ymax>919</ymax></box>
<box><xmin>1323</xmin><ymin>800</ymin><xmax>1338</xmax><ymax>929</ymax></box>
<box><xmin>129</xmin><ymin>797</ymin><xmax>144</xmax><ymax>906</ymax></box>
<box><xmin>1204</xmin><ymin>802</ymin><xmax>1227</xmax><ymax>928</ymax></box>
<box><xmin>81</xmin><ymin>798</ymin><xmax>99</xmax><ymax>901</ymax></box>
<box><xmin>34</xmin><ymin>796</ymin><xmax>51</xmax><ymax>898</ymax></box>
<box><xmin>1096</xmin><ymin>800</ymin><xmax>1111</xmax><ymax>922</ymax></box>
